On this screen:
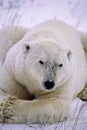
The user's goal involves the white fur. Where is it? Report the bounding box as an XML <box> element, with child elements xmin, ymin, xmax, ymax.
<box><xmin>0</xmin><ymin>20</ymin><xmax>87</xmax><ymax>124</ymax></box>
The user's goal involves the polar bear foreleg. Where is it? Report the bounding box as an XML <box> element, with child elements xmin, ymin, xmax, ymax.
<box><xmin>1</xmin><ymin>98</ymin><xmax>70</xmax><ymax>124</ymax></box>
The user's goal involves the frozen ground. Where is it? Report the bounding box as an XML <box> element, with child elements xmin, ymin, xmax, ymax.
<box><xmin>0</xmin><ymin>0</ymin><xmax>87</xmax><ymax>130</ymax></box>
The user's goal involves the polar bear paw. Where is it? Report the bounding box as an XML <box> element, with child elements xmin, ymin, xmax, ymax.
<box><xmin>0</xmin><ymin>96</ymin><xmax>17</xmax><ymax>123</ymax></box>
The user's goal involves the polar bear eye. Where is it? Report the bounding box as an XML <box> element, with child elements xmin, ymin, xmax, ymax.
<box><xmin>25</xmin><ymin>45</ymin><xmax>30</xmax><ymax>51</ymax></box>
<box><xmin>59</xmin><ymin>64</ymin><xmax>63</xmax><ymax>67</ymax></box>
<box><xmin>39</xmin><ymin>60</ymin><xmax>44</xmax><ymax>65</ymax></box>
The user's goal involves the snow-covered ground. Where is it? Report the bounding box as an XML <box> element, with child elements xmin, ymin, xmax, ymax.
<box><xmin>0</xmin><ymin>0</ymin><xmax>87</xmax><ymax>30</ymax></box>
<box><xmin>0</xmin><ymin>0</ymin><xmax>87</xmax><ymax>130</ymax></box>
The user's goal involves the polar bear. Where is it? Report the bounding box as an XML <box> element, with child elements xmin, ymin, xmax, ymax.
<box><xmin>0</xmin><ymin>19</ymin><xmax>87</xmax><ymax>124</ymax></box>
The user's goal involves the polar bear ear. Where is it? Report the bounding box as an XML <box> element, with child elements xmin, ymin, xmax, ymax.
<box><xmin>67</xmin><ymin>50</ymin><xmax>72</xmax><ymax>60</ymax></box>
<box><xmin>23</xmin><ymin>43</ymin><xmax>30</xmax><ymax>53</ymax></box>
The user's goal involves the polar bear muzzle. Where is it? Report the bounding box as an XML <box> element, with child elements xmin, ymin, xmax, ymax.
<box><xmin>41</xmin><ymin>61</ymin><xmax>56</xmax><ymax>90</ymax></box>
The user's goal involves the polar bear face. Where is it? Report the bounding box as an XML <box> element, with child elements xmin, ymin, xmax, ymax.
<box><xmin>22</xmin><ymin>41</ymin><xmax>73</xmax><ymax>92</ymax></box>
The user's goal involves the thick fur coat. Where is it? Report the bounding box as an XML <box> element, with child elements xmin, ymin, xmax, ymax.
<box><xmin>0</xmin><ymin>20</ymin><xmax>87</xmax><ymax>123</ymax></box>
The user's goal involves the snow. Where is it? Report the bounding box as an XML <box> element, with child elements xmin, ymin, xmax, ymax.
<box><xmin>0</xmin><ymin>0</ymin><xmax>87</xmax><ymax>129</ymax></box>
<box><xmin>0</xmin><ymin>0</ymin><xmax>87</xmax><ymax>30</ymax></box>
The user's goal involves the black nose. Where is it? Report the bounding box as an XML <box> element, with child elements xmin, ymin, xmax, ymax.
<box><xmin>44</xmin><ymin>80</ymin><xmax>55</xmax><ymax>90</ymax></box>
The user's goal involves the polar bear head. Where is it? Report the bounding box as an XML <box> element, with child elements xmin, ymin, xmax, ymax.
<box><xmin>6</xmin><ymin>25</ymin><xmax>74</xmax><ymax>95</ymax></box>
<box><xmin>17</xmin><ymin>32</ymin><xmax>74</xmax><ymax>93</ymax></box>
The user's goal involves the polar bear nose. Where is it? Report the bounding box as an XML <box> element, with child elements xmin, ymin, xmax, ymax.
<box><xmin>44</xmin><ymin>80</ymin><xmax>55</xmax><ymax>90</ymax></box>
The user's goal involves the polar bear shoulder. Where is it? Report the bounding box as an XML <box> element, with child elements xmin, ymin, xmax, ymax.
<box><xmin>77</xmin><ymin>31</ymin><xmax>87</xmax><ymax>101</ymax></box>
<box><xmin>0</xmin><ymin>25</ymin><xmax>28</xmax><ymax>66</ymax></box>
<box><xmin>77</xmin><ymin>31</ymin><xmax>87</xmax><ymax>53</ymax></box>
